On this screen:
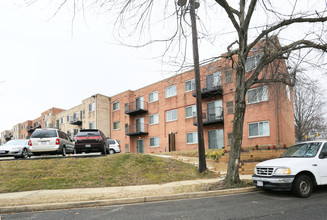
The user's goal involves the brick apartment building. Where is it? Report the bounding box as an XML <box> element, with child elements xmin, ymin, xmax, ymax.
<box><xmin>110</xmin><ymin>54</ymin><xmax>295</xmax><ymax>153</ymax></box>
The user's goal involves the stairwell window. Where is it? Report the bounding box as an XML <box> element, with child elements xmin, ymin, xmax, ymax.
<box><xmin>185</xmin><ymin>79</ymin><xmax>195</xmax><ymax>92</ymax></box>
<box><xmin>113</xmin><ymin>121</ymin><xmax>120</xmax><ymax>130</ymax></box>
<box><xmin>165</xmin><ymin>85</ymin><xmax>177</xmax><ymax>98</ymax></box>
<box><xmin>249</xmin><ymin>121</ymin><xmax>270</xmax><ymax>138</ymax></box>
<box><xmin>149</xmin><ymin>91</ymin><xmax>158</xmax><ymax>103</ymax></box>
<box><xmin>166</xmin><ymin>109</ymin><xmax>177</xmax><ymax>122</ymax></box>
<box><xmin>89</xmin><ymin>103</ymin><xmax>95</xmax><ymax>112</ymax></box>
<box><xmin>226</xmin><ymin>101</ymin><xmax>234</xmax><ymax>114</ymax></box>
<box><xmin>187</xmin><ymin>132</ymin><xmax>198</xmax><ymax>144</ymax></box>
<box><xmin>225</xmin><ymin>70</ymin><xmax>233</xmax><ymax>84</ymax></box>
<box><xmin>113</xmin><ymin>102</ymin><xmax>120</xmax><ymax>111</ymax></box>
<box><xmin>247</xmin><ymin>86</ymin><xmax>268</xmax><ymax>104</ymax></box>
<box><xmin>245</xmin><ymin>53</ymin><xmax>263</xmax><ymax>72</ymax></box>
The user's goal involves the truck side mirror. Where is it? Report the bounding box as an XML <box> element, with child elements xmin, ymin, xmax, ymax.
<box><xmin>319</xmin><ymin>151</ymin><xmax>327</xmax><ymax>159</ymax></box>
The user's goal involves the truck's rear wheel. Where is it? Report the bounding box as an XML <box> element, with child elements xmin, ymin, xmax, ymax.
<box><xmin>292</xmin><ymin>174</ymin><xmax>313</xmax><ymax>198</ymax></box>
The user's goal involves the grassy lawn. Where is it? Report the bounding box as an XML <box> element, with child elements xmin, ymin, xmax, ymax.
<box><xmin>0</xmin><ymin>154</ymin><xmax>216</xmax><ymax>193</ymax></box>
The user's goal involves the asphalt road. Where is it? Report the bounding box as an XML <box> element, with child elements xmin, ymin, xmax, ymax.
<box><xmin>2</xmin><ymin>187</ymin><xmax>327</xmax><ymax>220</ymax></box>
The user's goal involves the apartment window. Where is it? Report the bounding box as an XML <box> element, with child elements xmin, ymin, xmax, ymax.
<box><xmin>247</xmin><ymin>86</ymin><xmax>268</xmax><ymax>104</ymax></box>
<box><xmin>185</xmin><ymin>79</ymin><xmax>195</xmax><ymax>92</ymax></box>
<box><xmin>61</xmin><ymin>117</ymin><xmax>65</xmax><ymax>124</ymax></box>
<box><xmin>149</xmin><ymin>91</ymin><xmax>158</xmax><ymax>103</ymax></box>
<box><xmin>245</xmin><ymin>53</ymin><xmax>263</xmax><ymax>72</ymax></box>
<box><xmin>73</xmin><ymin>112</ymin><xmax>79</xmax><ymax>121</ymax></box>
<box><xmin>165</xmin><ymin>85</ymin><xmax>177</xmax><ymax>98</ymax></box>
<box><xmin>150</xmin><ymin>137</ymin><xmax>160</xmax><ymax>147</ymax></box>
<box><xmin>227</xmin><ymin>133</ymin><xmax>233</xmax><ymax>146</ymax></box>
<box><xmin>67</xmin><ymin>115</ymin><xmax>72</xmax><ymax>122</ymax></box>
<box><xmin>166</xmin><ymin>109</ymin><xmax>177</xmax><ymax>122</ymax></box>
<box><xmin>225</xmin><ymin>70</ymin><xmax>233</xmax><ymax>84</ymax></box>
<box><xmin>187</xmin><ymin>132</ymin><xmax>198</xmax><ymax>144</ymax></box>
<box><xmin>249</xmin><ymin>121</ymin><xmax>270</xmax><ymax>138</ymax></box>
<box><xmin>113</xmin><ymin>121</ymin><xmax>120</xmax><ymax>130</ymax></box>
<box><xmin>89</xmin><ymin>102</ymin><xmax>95</xmax><ymax>112</ymax></box>
<box><xmin>113</xmin><ymin>102</ymin><xmax>120</xmax><ymax>111</ymax></box>
<box><xmin>89</xmin><ymin>122</ymin><xmax>95</xmax><ymax>129</ymax></box>
<box><xmin>186</xmin><ymin>105</ymin><xmax>196</xmax><ymax>118</ymax></box>
<box><xmin>149</xmin><ymin>114</ymin><xmax>159</xmax><ymax>125</ymax></box>
<box><xmin>226</xmin><ymin>101</ymin><xmax>234</xmax><ymax>114</ymax></box>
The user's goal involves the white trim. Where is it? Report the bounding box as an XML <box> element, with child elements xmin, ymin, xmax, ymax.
<box><xmin>248</xmin><ymin>120</ymin><xmax>270</xmax><ymax>138</ymax></box>
<box><xmin>113</xmin><ymin>101</ymin><xmax>120</xmax><ymax>111</ymax></box>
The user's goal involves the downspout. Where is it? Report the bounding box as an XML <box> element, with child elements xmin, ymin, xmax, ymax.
<box><xmin>275</xmin><ymin>83</ymin><xmax>280</xmax><ymax>145</ymax></box>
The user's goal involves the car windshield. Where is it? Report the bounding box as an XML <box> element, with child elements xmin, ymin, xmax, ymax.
<box><xmin>280</xmin><ymin>142</ymin><xmax>322</xmax><ymax>158</ymax></box>
<box><xmin>3</xmin><ymin>140</ymin><xmax>28</xmax><ymax>146</ymax></box>
<box><xmin>31</xmin><ymin>130</ymin><xmax>57</xmax><ymax>138</ymax></box>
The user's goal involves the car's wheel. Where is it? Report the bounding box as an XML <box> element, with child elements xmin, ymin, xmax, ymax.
<box><xmin>21</xmin><ymin>148</ymin><xmax>28</xmax><ymax>159</ymax></box>
<box><xmin>292</xmin><ymin>174</ymin><xmax>313</xmax><ymax>198</ymax></box>
<box><xmin>109</xmin><ymin>149</ymin><xmax>115</xmax><ymax>155</ymax></box>
<box><xmin>62</xmin><ymin>146</ymin><xmax>67</xmax><ymax>157</ymax></box>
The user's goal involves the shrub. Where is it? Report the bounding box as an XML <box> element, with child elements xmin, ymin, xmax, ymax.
<box><xmin>254</xmin><ymin>145</ymin><xmax>259</xmax><ymax>150</ymax></box>
<box><xmin>267</xmin><ymin>146</ymin><xmax>271</xmax><ymax>150</ymax></box>
<box><xmin>205</xmin><ymin>150</ymin><xmax>225</xmax><ymax>161</ymax></box>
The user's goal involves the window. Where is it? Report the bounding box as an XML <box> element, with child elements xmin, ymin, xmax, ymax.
<box><xmin>61</xmin><ymin>117</ymin><xmax>65</xmax><ymax>124</ymax></box>
<box><xmin>245</xmin><ymin>53</ymin><xmax>263</xmax><ymax>72</ymax></box>
<box><xmin>225</xmin><ymin>70</ymin><xmax>233</xmax><ymax>84</ymax></box>
<box><xmin>89</xmin><ymin>122</ymin><xmax>95</xmax><ymax>129</ymax></box>
<box><xmin>247</xmin><ymin>86</ymin><xmax>268</xmax><ymax>104</ymax></box>
<box><xmin>249</xmin><ymin>121</ymin><xmax>270</xmax><ymax>138</ymax></box>
<box><xmin>185</xmin><ymin>79</ymin><xmax>195</xmax><ymax>92</ymax></box>
<box><xmin>149</xmin><ymin>114</ymin><xmax>159</xmax><ymax>125</ymax></box>
<box><xmin>226</xmin><ymin>101</ymin><xmax>234</xmax><ymax>114</ymax></box>
<box><xmin>206</xmin><ymin>72</ymin><xmax>221</xmax><ymax>89</ymax></box>
<box><xmin>113</xmin><ymin>121</ymin><xmax>120</xmax><ymax>130</ymax></box>
<box><xmin>165</xmin><ymin>85</ymin><xmax>177</xmax><ymax>98</ymax></box>
<box><xmin>113</xmin><ymin>102</ymin><xmax>120</xmax><ymax>111</ymax></box>
<box><xmin>73</xmin><ymin>112</ymin><xmax>79</xmax><ymax>121</ymax></box>
<box><xmin>186</xmin><ymin>105</ymin><xmax>196</xmax><ymax>118</ymax></box>
<box><xmin>166</xmin><ymin>109</ymin><xmax>177</xmax><ymax>122</ymax></box>
<box><xmin>187</xmin><ymin>132</ymin><xmax>198</xmax><ymax>144</ymax></box>
<box><xmin>149</xmin><ymin>91</ymin><xmax>158</xmax><ymax>103</ymax></box>
<box><xmin>89</xmin><ymin>103</ymin><xmax>95</xmax><ymax>112</ymax></box>
<box><xmin>67</xmin><ymin>115</ymin><xmax>71</xmax><ymax>122</ymax></box>
<box><xmin>228</xmin><ymin>133</ymin><xmax>233</xmax><ymax>146</ymax></box>
<box><xmin>150</xmin><ymin>137</ymin><xmax>160</xmax><ymax>147</ymax></box>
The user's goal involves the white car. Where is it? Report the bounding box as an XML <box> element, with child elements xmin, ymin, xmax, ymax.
<box><xmin>107</xmin><ymin>139</ymin><xmax>121</xmax><ymax>154</ymax></box>
<box><xmin>29</xmin><ymin>128</ymin><xmax>75</xmax><ymax>156</ymax></box>
<box><xmin>0</xmin><ymin>139</ymin><xmax>32</xmax><ymax>159</ymax></box>
<box><xmin>252</xmin><ymin>141</ymin><xmax>327</xmax><ymax>198</ymax></box>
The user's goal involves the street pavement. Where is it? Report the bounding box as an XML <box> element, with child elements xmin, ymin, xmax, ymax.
<box><xmin>0</xmin><ymin>175</ymin><xmax>254</xmax><ymax>214</ymax></box>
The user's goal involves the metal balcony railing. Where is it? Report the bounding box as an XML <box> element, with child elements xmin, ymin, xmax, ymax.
<box><xmin>193</xmin><ymin>76</ymin><xmax>223</xmax><ymax>98</ymax></box>
<box><xmin>125</xmin><ymin>123</ymin><xmax>149</xmax><ymax>136</ymax></box>
<box><xmin>125</xmin><ymin>100</ymin><xmax>148</xmax><ymax>116</ymax></box>
<box><xmin>193</xmin><ymin>106</ymin><xmax>224</xmax><ymax>126</ymax></box>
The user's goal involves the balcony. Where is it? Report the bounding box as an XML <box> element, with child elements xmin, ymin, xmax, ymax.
<box><xmin>125</xmin><ymin>123</ymin><xmax>149</xmax><ymax>136</ymax></box>
<box><xmin>4</xmin><ymin>134</ymin><xmax>13</xmax><ymax>141</ymax></box>
<box><xmin>125</xmin><ymin>100</ymin><xmax>148</xmax><ymax>116</ymax></box>
<box><xmin>193</xmin><ymin>76</ymin><xmax>223</xmax><ymax>98</ymax></box>
<box><xmin>27</xmin><ymin>125</ymin><xmax>41</xmax><ymax>133</ymax></box>
<box><xmin>193</xmin><ymin>106</ymin><xmax>224</xmax><ymax>126</ymax></box>
<box><xmin>70</xmin><ymin>118</ymin><xmax>82</xmax><ymax>126</ymax></box>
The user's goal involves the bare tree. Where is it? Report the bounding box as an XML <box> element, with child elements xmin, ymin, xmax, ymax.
<box><xmin>24</xmin><ymin>0</ymin><xmax>327</xmax><ymax>184</ymax></box>
<box><xmin>294</xmin><ymin>81</ymin><xmax>327</xmax><ymax>142</ymax></box>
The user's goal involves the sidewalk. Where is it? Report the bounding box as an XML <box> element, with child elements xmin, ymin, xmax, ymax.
<box><xmin>0</xmin><ymin>175</ymin><xmax>255</xmax><ymax>214</ymax></box>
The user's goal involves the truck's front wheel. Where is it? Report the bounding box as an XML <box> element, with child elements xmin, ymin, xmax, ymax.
<box><xmin>292</xmin><ymin>174</ymin><xmax>313</xmax><ymax>198</ymax></box>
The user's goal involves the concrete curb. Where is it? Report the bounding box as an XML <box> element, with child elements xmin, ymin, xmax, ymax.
<box><xmin>0</xmin><ymin>187</ymin><xmax>257</xmax><ymax>214</ymax></box>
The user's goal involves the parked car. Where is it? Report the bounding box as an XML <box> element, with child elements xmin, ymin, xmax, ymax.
<box><xmin>252</xmin><ymin>141</ymin><xmax>327</xmax><ymax>198</ymax></box>
<box><xmin>107</xmin><ymin>139</ymin><xmax>121</xmax><ymax>154</ymax></box>
<box><xmin>28</xmin><ymin>128</ymin><xmax>75</xmax><ymax>156</ymax></box>
<box><xmin>74</xmin><ymin>129</ymin><xmax>109</xmax><ymax>154</ymax></box>
<box><xmin>0</xmin><ymin>139</ymin><xmax>32</xmax><ymax>159</ymax></box>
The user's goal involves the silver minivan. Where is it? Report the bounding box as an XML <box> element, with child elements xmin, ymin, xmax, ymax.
<box><xmin>29</xmin><ymin>128</ymin><xmax>75</xmax><ymax>156</ymax></box>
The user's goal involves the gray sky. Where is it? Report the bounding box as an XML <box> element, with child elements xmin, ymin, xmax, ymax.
<box><xmin>1</xmin><ymin>0</ymin><xmax>326</xmax><ymax>134</ymax></box>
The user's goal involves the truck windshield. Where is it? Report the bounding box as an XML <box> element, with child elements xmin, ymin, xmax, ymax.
<box><xmin>280</xmin><ymin>142</ymin><xmax>322</xmax><ymax>158</ymax></box>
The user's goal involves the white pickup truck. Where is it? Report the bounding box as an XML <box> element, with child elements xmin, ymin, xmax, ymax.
<box><xmin>252</xmin><ymin>141</ymin><xmax>327</xmax><ymax>198</ymax></box>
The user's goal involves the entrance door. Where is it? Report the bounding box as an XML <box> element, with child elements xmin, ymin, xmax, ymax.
<box><xmin>168</xmin><ymin>133</ymin><xmax>176</xmax><ymax>152</ymax></box>
<box><xmin>136</xmin><ymin>118</ymin><xmax>145</xmax><ymax>133</ymax></box>
<box><xmin>136</xmin><ymin>139</ymin><xmax>145</xmax><ymax>153</ymax></box>
<box><xmin>208</xmin><ymin>129</ymin><xmax>224</xmax><ymax>149</ymax></box>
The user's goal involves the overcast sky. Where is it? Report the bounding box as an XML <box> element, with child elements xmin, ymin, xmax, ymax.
<box><xmin>1</xmin><ymin>1</ymin><xmax>326</xmax><ymax>134</ymax></box>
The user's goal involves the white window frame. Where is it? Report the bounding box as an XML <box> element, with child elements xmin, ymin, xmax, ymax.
<box><xmin>150</xmin><ymin>137</ymin><xmax>160</xmax><ymax>147</ymax></box>
<box><xmin>247</xmin><ymin>86</ymin><xmax>268</xmax><ymax>104</ymax></box>
<box><xmin>245</xmin><ymin>52</ymin><xmax>263</xmax><ymax>72</ymax></box>
<box><xmin>166</xmin><ymin>109</ymin><xmax>177</xmax><ymax>122</ymax></box>
<box><xmin>89</xmin><ymin>102</ymin><xmax>95</xmax><ymax>112</ymax></box>
<box><xmin>149</xmin><ymin>91</ymin><xmax>158</xmax><ymax>103</ymax></box>
<box><xmin>149</xmin><ymin>114</ymin><xmax>159</xmax><ymax>125</ymax></box>
<box><xmin>165</xmin><ymin>85</ymin><xmax>177</xmax><ymax>98</ymax></box>
<box><xmin>61</xmin><ymin>117</ymin><xmax>65</xmax><ymax>124</ymax></box>
<box><xmin>113</xmin><ymin>121</ymin><xmax>120</xmax><ymax>130</ymax></box>
<box><xmin>185</xmin><ymin>105</ymin><xmax>196</xmax><ymax>118</ymax></box>
<box><xmin>185</xmin><ymin>79</ymin><xmax>195</xmax><ymax>92</ymax></box>
<box><xmin>113</xmin><ymin>102</ymin><xmax>120</xmax><ymax>111</ymax></box>
<box><xmin>248</xmin><ymin>120</ymin><xmax>270</xmax><ymax>138</ymax></box>
<box><xmin>187</xmin><ymin>132</ymin><xmax>198</xmax><ymax>144</ymax></box>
